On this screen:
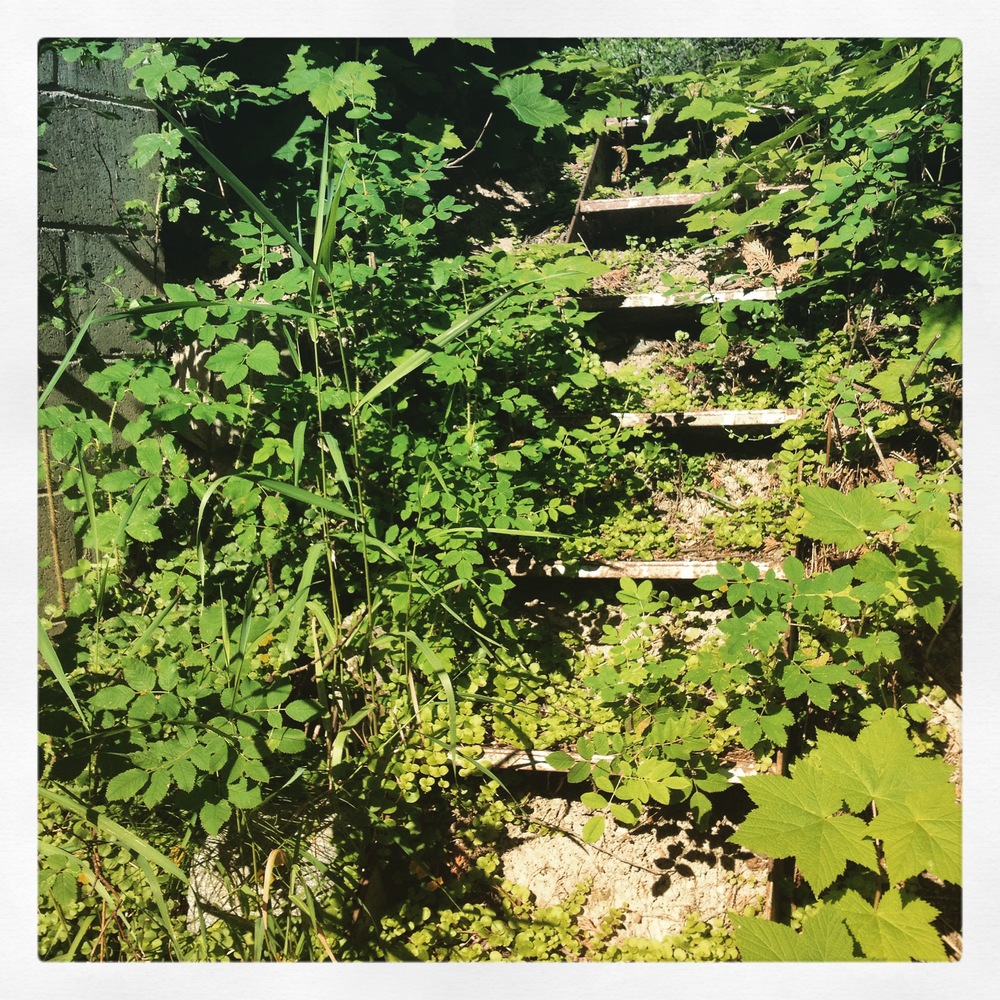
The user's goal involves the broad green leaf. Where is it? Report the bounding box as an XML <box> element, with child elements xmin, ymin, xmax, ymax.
<box><xmin>205</xmin><ymin>342</ymin><xmax>249</xmax><ymax>374</ymax></box>
<box><xmin>917</xmin><ymin>300</ymin><xmax>961</xmax><ymax>363</ymax></box>
<box><xmin>868</xmin><ymin>781</ymin><xmax>961</xmax><ymax>886</ymax></box>
<box><xmin>285</xmin><ymin>699</ymin><xmax>319</xmax><ymax>723</ymax></box>
<box><xmin>199</xmin><ymin>798</ymin><xmax>232</xmax><ymax>836</ymax></box>
<box><xmin>90</xmin><ymin>685</ymin><xmax>135</xmax><ymax>711</ymax></box>
<box><xmin>899</xmin><ymin>510</ymin><xmax>961</xmax><ymax>583</ymax></box>
<box><xmin>493</xmin><ymin>74</ymin><xmax>568</xmax><ymax>128</ymax></box>
<box><xmin>732</xmin><ymin>756</ymin><xmax>878</xmax><ymax>896</ymax></box>
<box><xmin>106</xmin><ymin>768</ymin><xmax>149</xmax><ymax>801</ymax></box>
<box><xmin>836</xmin><ymin>888</ymin><xmax>946</xmax><ymax>961</ymax></box>
<box><xmin>544</xmin><ymin>750</ymin><xmax>576</xmax><ymax>770</ymax></box>
<box><xmin>99</xmin><ymin>469</ymin><xmax>140</xmax><ymax>492</ymax></box>
<box><xmin>732</xmin><ymin>904</ymin><xmax>858</xmax><ymax>961</ymax></box>
<box><xmin>581</xmin><ymin>791</ymin><xmax>608</xmax><ymax>811</ymax></box>
<box><xmin>811</xmin><ymin>714</ymin><xmax>940</xmax><ymax>812</ymax></box>
<box><xmin>800</xmin><ymin>485</ymin><xmax>886</xmax><ymax>550</ymax></box>
<box><xmin>245</xmin><ymin>341</ymin><xmax>281</xmax><ymax>376</ymax></box>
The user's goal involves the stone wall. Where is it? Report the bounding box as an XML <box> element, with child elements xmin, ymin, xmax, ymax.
<box><xmin>37</xmin><ymin>40</ymin><xmax>162</xmax><ymax>609</ymax></box>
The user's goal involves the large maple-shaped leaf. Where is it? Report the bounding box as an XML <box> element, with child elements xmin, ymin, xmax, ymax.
<box><xmin>812</xmin><ymin>713</ymin><xmax>934</xmax><ymax>811</ymax></box>
<box><xmin>800</xmin><ymin>485</ymin><xmax>889</xmax><ymax>550</ymax></box>
<box><xmin>732</xmin><ymin>904</ymin><xmax>858</xmax><ymax>961</ymax></box>
<box><xmin>868</xmin><ymin>781</ymin><xmax>962</xmax><ymax>886</ymax></box>
<box><xmin>493</xmin><ymin>74</ymin><xmax>569</xmax><ymax>128</ymax></box>
<box><xmin>732</xmin><ymin>757</ymin><xmax>878</xmax><ymax>896</ymax></box>
<box><xmin>812</xmin><ymin>714</ymin><xmax>960</xmax><ymax>884</ymax></box>
<box><xmin>836</xmin><ymin>888</ymin><xmax>946</xmax><ymax>961</ymax></box>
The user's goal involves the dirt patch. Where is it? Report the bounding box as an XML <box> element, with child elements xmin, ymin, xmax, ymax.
<box><xmin>499</xmin><ymin>793</ymin><xmax>768</xmax><ymax>942</ymax></box>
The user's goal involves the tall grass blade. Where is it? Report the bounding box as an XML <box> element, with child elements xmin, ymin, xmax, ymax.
<box><xmin>38</xmin><ymin>622</ymin><xmax>88</xmax><ymax>728</ymax></box>
<box><xmin>154</xmin><ymin>103</ymin><xmax>320</xmax><ymax>279</ymax></box>
<box><xmin>281</xmin><ymin>542</ymin><xmax>326</xmax><ymax>663</ymax></box>
<box><xmin>38</xmin><ymin>306</ymin><xmax>97</xmax><ymax>408</ymax></box>
<box><xmin>39</xmin><ymin>785</ymin><xmax>188</xmax><ymax>882</ymax></box>
<box><xmin>133</xmin><ymin>854</ymin><xmax>186</xmax><ymax>959</ymax></box>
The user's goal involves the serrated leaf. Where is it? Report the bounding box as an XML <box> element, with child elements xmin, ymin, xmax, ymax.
<box><xmin>800</xmin><ymin>485</ymin><xmax>886</xmax><ymax>550</ymax></box>
<box><xmin>135</xmin><ymin>438</ymin><xmax>161</xmax><ymax>474</ymax></box>
<box><xmin>836</xmin><ymin>888</ymin><xmax>946</xmax><ymax>961</ymax></box>
<box><xmin>581</xmin><ymin>791</ymin><xmax>608</xmax><ymax>810</ymax></box>
<box><xmin>205</xmin><ymin>342</ymin><xmax>250</xmax><ymax>374</ymax></box>
<box><xmin>733</xmin><ymin>758</ymin><xmax>878</xmax><ymax>895</ymax></box>
<box><xmin>124</xmin><ymin>507</ymin><xmax>162</xmax><ymax>543</ymax></box>
<box><xmin>261</xmin><ymin>495</ymin><xmax>289</xmax><ymax>525</ymax></box>
<box><xmin>142</xmin><ymin>768</ymin><xmax>171</xmax><ymax>808</ymax></box>
<box><xmin>199</xmin><ymin>799</ymin><xmax>232</xmax><ymax>837</ymax></box>
<box><xmin>172</xmin><ymin>757</ymin><xmax>197</xmax><ymax>792</ymax></box>
<box><xmin>868</xmin><ymin>781</ymin><xmax>961</xmax><ymax>885</ymax></box>
<box><xmin>759</xmin><ymin>706</ymin><xmax>794</xmax><ymax>746</ymax></box>
<box><xmin>90</xmin><ymin>685</ymin><xmax>134</xmax><ymax>711</ymax></box>
<box><xmin>285</xmin><ymin>699</ymin><xmax>320</xmax><ymax>723</ymax></box>
<box><xmin>733</xmin><ymin>904</ymin><xmax>858</xmax><ymax>961</ymax></box>
<box><xmin>123</xmin><ymin>660</ymin><xmax>157</xmax><ymax>691</ymax></box>
<box><xmin>99</xmin><ymin>470</ymin><xmax>140</xmax><ymax>492</ymax></box>
<box><xmin>226</xmin><ymin>779</ymin><xmax>263</xmax><ymax>810</ymax></box>
<box><xmin>493</xmin><ymin>73</ymin><xmax>568</xmax><ymax>128</ymax></box>
<box><xmin>543</xmin><ymin>750</ymin><xmax>576</xmax><ymax>771</ymax></box>
<box><xmin>566</xmin><ymin>761</ymin><xmax>591</xmax><ymax>783</ymax></box>
<box><xmin>106</xmin><ymin>768</ymin><xmax>149</xmax><ymax>801</ymax></box>
<box><xmin>245</xmin><ymin>341</ymin><xmax>281</xmax><ymax>376</ymax></box>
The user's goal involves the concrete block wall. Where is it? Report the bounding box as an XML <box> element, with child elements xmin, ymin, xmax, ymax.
<box><xmin>38</xmin><ymin>40</ymin><xmax>163</xmax><ymax>610</ymax></box>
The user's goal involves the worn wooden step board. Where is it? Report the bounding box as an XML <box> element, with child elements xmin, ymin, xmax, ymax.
<box><xmin>577</xmin><ymin>184</ymin><xmax>805</xmax><ymax>217</ymax></box>
<box><xmin>471</xmin><ymin>744</ymin><xmax>762</xmax><ymax>782</ymax></box>
<box><xmin>569</xmin><ymin>185</ymin><xmax>806</xmax><ymax>247</ymax></box>
<box><xmin>577</xmin><ymin>285</ymin><xmax>779</xmax><ymax>312</ymax></box>
<box><xmin>508</xmin><ymin>556</ymin><xmax>785</xmax><ymax>581</ymax></box>
<box><xmin>615</xmin><ymin>408</ymin><xmax>803</xmax><ymax>430</ymax></box>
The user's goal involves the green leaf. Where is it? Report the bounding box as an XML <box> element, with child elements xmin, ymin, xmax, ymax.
<box><xmin>205</xmin><ymin>342</ymin><xmax>250</xmax><ymax>374</ymax></box>
<box><xmin>917</xmin><ymin>299</ymin><xmax>961</xmax><ymax>363</ymax></box>
<box><xmin>285</xmin><ymin>699</ymin><xmax>320</xmax><ymax>723</ymax></box>
<box><xmin>99</xmin><ymin>470</ymin><xmax>141</xmax><ymax>492</ymax></box>
<box><xmin>580</xmin><ymin>791</ymin><xmax>608</xmax><ymax>811</ymax></box>
<box><xmin>732</xmin><ymin>756</ymin><xmax>878</xmax><ymax>896</ymax></box>
<box><xmin>544</xmin><ymin>750</ymin><xmax>576</xmax><ymax>770</ymax></box>
<box><xmin>105</xmin><ymin>768</ymin><xmax>149</xmax><ymax>801</ymax></box>
<box><xmin>90</xmin><ymin>685</ymin><xmax>135</xmax><ymax>711</ymax></box>
<box><xmin>732</xmin><ymin>904</ymin><xmax>858</xmax><ymax>961</ymax></box>
<box><xmin>245</xmin><ymin>341</ymin><xmax>281</xmax><ymax>376</ymax></box>
<box><xmin>836</xmin><ymin>888</ymin><xmax>946</xmax><ymax>961</ymax></box>
<box><xmin>261</xmin><ymin>495</ymin><xmax>289</xmax><ymax>526</ymax></box>
<box><xmin>800</xmin><ymin>485</ymin><xmax>886</xmax><ymax>550</ymax></box>
<box><xmin>135</xmin><ymin>438</ymin><xmax>161</xmax><ymax>474</ymax></box>
<box><xmin>582</xmin><ymin>814</ymin><xmax>605</xmax><ymax>844</ymax></box>
<box><xmin>493</xmin><ymin>74</ymin><xmax>568</xmax><ymax>128</ymax></box>
<box><xmin>199</xmin><ymin>798</ymin><xmax>232</xmax><ymax>837</ymax></box>
<box><xmin>868</xmin><ymin>781</ymin><xmax>961</xmax><ymax>885</ymax></box>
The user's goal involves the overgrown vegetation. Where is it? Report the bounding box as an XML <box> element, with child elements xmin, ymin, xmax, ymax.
<box><xmin>38</xmin><ymin>37</ymin><xmax>960</xmax><ymax>961</ymax></box>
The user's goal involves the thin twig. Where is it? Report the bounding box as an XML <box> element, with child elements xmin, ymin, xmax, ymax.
<box><xmin>445</xmin><ymin>113</ymin><xmax>493</xmax><ymax>169</ymax></box>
